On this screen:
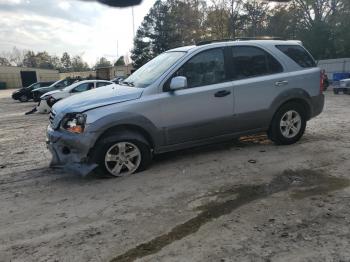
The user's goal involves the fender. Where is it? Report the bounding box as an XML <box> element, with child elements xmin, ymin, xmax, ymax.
<box><xmin>87</xmin><ymin>112</ymin><xmax>164</xmax><ymax>151</ymax></box>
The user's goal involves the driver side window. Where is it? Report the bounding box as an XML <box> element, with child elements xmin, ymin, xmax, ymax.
<box><xmin>176</xmin><ymin>48</ymin><xmax>226</xmax><ymax>89</ymax></box>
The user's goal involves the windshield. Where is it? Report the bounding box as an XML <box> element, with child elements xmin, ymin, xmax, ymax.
<box><xmin>25</xmin><ymin>83</ymin><xmax>36</xmax><ymax>89</ymax></box>
<box><xmin>49</xmin><ymin>80</ymin><xmax>62</xmax><ymax>87</ymax></box>
<box><xmin>124</xmin><ymin>51</ymin><xmax>186</xmax><ymax>88</ymax></box>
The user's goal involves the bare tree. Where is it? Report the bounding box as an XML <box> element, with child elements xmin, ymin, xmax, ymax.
<box><xmin>226</xmin><ymin>0</ymin><xmax>243</xmax><ymax>38</ymax></box>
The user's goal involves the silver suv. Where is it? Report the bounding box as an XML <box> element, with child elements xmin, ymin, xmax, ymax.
<box><xmin>47</xmin><ymin>40</ymin><xmax>324</xmax><ymax>177</ymax></box>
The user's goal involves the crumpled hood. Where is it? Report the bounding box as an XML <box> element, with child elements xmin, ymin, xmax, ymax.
<box><xmin>52</xmin><ymin>84</ymin><xmax>143</xmax><ymax>116</ymax></box>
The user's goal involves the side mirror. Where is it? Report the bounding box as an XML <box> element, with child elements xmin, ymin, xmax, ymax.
<box><xmin>170</xmin><ymin>76</ymin><xmax>187</xmax><ymax>91</ymax></box>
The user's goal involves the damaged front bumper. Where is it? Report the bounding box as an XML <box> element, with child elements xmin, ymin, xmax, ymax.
<box><xmin>46</xmin><ymin>125</ymin><xmax>98</xmax><ymax>176</ymax></box>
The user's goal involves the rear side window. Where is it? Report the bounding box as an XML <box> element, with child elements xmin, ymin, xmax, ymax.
<box><xmin>72</xmin><ymin>82</ymin><xmax>94</xmax><ymax>93</ymax></box>
<box><xmin>231</xmin><ymin>46</ymin><xmax>283</xmax><ymax>80</ymax></box>
<box><xmin>96</xmin><ymin>82</ymin><xmax>111</xmax><ymax>87</ymax></box>
<box><xmin>276</xmin><ymin>45</ymin><xmax>316</xmax><ymax>68</ymax></box>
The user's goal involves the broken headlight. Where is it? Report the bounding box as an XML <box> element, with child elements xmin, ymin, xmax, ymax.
<box><xmin>61</xmin><ymin>113</ymin><xmax>86</xmax><ymax>134</ymax></box>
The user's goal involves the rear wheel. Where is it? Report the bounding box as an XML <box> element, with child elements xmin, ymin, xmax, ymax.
<box><xmin>268</xmin><ymin>102</ymin><xmax>307</xmax><ymax>145</ymax></box>
<box><xmin>94</xmin><ymin>132</ymin><xmax>152</xmax><ymax>177</ymax></box>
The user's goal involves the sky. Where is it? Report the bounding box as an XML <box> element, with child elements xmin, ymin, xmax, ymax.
<box><xmin>0</xmin><ymin>0</ymin><xmax>156</xmax><ymax>66</ymax></box>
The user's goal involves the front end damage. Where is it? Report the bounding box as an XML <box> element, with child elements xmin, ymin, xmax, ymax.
<box><xmin>46</xmin><ymin>125</ymin><xmax>98</xmax><ymax>176</ymax></box>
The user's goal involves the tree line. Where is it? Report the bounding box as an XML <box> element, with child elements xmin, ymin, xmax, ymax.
<box><xmin>131</xmin><ymin>0</ymin><xmax>350</xmax><ymax>69</ymax></box>
<box><xmin>0</xmin><ymin>48</ymin><xmax>127</xmax><ymax>72</ymax></box>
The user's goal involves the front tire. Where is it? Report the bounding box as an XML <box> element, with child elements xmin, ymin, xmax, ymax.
<box><xmin>268</xmin><ymin>102</ymin><xmax>307</xmax><ymax>145</ymax></box>
<box><xmin>19</xmin><ymin>94</ymin><xmax>28</xmax><ymax>102</ymax></box>
<box><xmin>94</xmin><ymin>132</ymin><xmax>152</xmax><ymax>177</ymax></box>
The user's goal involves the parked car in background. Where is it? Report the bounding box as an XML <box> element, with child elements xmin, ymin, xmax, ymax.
<box><xmin>111</xmin><ymin>76</ymin><xmax>125</xmax><ymax>84</ymax></box>
<box><xmin>334</xmin><ymin>78</ymin><xmax>350</xmax><ymax>94</ymax></box>
<box><xmin>12</xmin><ymin>81</ymin><xmax>55</xmax><ymax>102</ymax></box>
<box><xmin>320</xmin><ymin>70</ymin><xmax>329</xmax><ymax>91</ymax></box>
<box><xmin>37</xmin><ymin>80</ymin><xmax>113</xmax><ymax>113</ymax></box>
<box><xmin>32</xmin><ymin>78</ymin><xmax>81</xmax><ymax>102</ymax></box>
<box><xmin>47</xmin><ymin>40</ymin><xmax>324</xmax><ymax>177</ymax></box>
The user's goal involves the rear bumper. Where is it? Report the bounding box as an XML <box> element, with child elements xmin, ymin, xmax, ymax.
<box><xmin>310</xmin><ymin>94</ymin><xmax>324</xmax><ymax>118</ymax></box>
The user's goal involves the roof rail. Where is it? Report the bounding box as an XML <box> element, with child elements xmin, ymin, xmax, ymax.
<box><xmin>196</xmin><ymin>36</ymin><xmax>285</xmax><ymax>46</ymax></box>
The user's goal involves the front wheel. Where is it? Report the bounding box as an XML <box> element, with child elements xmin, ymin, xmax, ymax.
<box><xmin>94</xmin><ymin>133</ymin><xmax>152</xmax><ymax>177</ymax></box>
<box><xmin>268</xmin><ymin>102</ymin><xmax>307</xmax><ymax>145</ymax></box>
<box><xmin>19</xmin><ymin>94</ymin><xmax>29</xmax><ymax>102</ymax></box>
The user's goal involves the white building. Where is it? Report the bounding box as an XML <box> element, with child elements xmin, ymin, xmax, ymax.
<box><xmin>318</xmin><ymin>58</ymin><xmax>350</xmax><ymax>80</ymax></box>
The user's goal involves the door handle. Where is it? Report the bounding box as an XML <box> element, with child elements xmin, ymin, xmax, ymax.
<box><xmin>214</xmin><ymin>90</ymin><xmax>231</xmax><ymax>97</ymax></box>
<box><xmin>275</xmin><ymin>80</ymin><xmax>288</xmax><ymax>87</ymax></box>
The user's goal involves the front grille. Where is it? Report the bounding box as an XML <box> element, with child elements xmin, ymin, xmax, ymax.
<box><xmin>49</xmin><ymin>111</ymin><xmax>56</xmax><ymax>126</ymax></box>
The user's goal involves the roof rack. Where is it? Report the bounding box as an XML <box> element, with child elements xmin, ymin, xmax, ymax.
<box><xmin>196</xmin><ymin>36</ymin><xmax>285</xmax><ymax>46</ymax></box>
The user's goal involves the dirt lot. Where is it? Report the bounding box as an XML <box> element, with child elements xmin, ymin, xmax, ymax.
<box><xmin>0</xmin><ymin>89</ymin><xmax>350</xmax><ymax>262</ymax></box>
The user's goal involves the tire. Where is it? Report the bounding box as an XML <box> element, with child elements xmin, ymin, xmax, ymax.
<box><xmin>19</xmin><ymin>94</ymin><xmax>28</xmax><ymax>102</ymax></box>
<box><xmin>268</xmin><ymin>102</ymin><xmax>307</xmax><ymax>145</ymax></box>
<box><xmin>93</xmin><ymin>131</ymin><xmax>152</xmax><ymax>177</ymax></box>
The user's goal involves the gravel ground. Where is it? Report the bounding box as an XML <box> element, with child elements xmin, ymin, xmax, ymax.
<box><xmin>0</xmin><ymin>89</ymin><xmax>350</xmax><ymax>262</ymax></box>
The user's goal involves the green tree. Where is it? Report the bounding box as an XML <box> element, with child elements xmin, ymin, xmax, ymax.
<box><xmin>36</xmin><ymin>51</ymin><xmax>54</xmax><ymax>69</ymax></box>
<box><xmin>131</xmin><ymin>15</ymin><xmax>153</xmax><ymax>69</ymax></box>
<box><xmin>131</xmin><ymin>0</ymin><xmax>206</xmax><ymax>68</ymax></box>
<box><xmin>50</xmin><ymin>55</ymin><xmax>62</xmax><ymax>70</ymax></box>
<box><xmin>22</xmin><ymin>51</ymin><xmax>38</xmax><ymax>68</ymax></box>
<box><xmin>293</xmin><ymin>0</ymin><xmax>344</xmax><ymax>59</ymax></box>
<box><xmin>72</xmin><ymin>56</ymin><xmax>90</xmax><ymax>71</ymax></box>
<box><xmin>265</xmin><ymin>3</ymin><xmax>302</xmax><ymax>39</ymax></box>
<box><xmin>61</xmin><ymin>52</ymin><xmax>72</xmax><ymax>72</ymax></box>
<box><xmin>205</xmin><ymin>3</ymin><xmax>230</xmax><ymax>40</ymax></box>
<box><xmin>114</xmin><ymin>56</ymin><xmax>126</xmax><ymax>66</ymax></box>
<box><xmin>242</xmin><ymin>0</ymin><xmax>270</xmax><ymax>37</ymax></box>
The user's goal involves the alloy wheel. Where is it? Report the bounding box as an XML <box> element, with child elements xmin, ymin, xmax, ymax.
<box><xmin>104</xmin><ymin>142</ymin><xmax>141</xmax><ymax>176</ymax></box>
<box><xmin>279</xmin><ymin>110</ymin><xmax>302</xmax><ymax>138</ymax></box>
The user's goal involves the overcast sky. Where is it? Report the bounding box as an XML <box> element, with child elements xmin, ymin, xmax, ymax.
<box><xmin>0</xmin><ymin>0</ymin><xmax>156</xmax><ymax>65</ymax></box>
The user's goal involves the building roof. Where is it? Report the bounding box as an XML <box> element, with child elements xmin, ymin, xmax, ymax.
<box><xmin>0</xmin><ymin>65</ymin><xmax>58</xmax><ymax>72</ymax></box>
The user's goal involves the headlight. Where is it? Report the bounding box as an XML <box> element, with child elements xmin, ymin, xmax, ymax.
<box><xmin>61</xmin><ymin>113</ymin><xmax>86</xmax><ymax>134</ymax></box>
<box><xmin>46</xmin><ymin>96</ymin><xmax>57</xmax><ymax>106</ymax></box>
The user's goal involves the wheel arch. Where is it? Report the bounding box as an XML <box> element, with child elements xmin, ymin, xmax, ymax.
<box><xmin>98</xmin><ymin>124</ymin><xmax>155</xmax><ymax>149</ymax></box>
<box><xmin>269</xmin><ymin>89</ymin><xmax>313</xmax><ymax>124</ymax></box>
<box><xmin>277</xmin><ymin>98</ymin><xmax>311</xmax><ymax>120</ymax></box>
<box><xmin>88</xmin><ymin>123</ymin><xmax>155</xmax><ymax>164</ymax></box>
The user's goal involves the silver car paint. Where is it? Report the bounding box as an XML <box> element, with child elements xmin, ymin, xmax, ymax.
<box><xmin>47</xmin><ymin>40</ymin><xmax>324</xmax><ymax>175</ymax></box>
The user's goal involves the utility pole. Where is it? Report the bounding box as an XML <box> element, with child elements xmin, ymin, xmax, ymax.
<box><xmin>132</xmin><ymin>6</ymin><xmax>135</xmax><ymax>38</ymax></box>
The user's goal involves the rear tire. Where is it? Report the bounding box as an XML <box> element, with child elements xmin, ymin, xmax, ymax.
<box><xmin>268</xmin><ymin>102</ymin><xmax>307</xmax><ymax>145</ymax></box>
<box><xmin>93</xmin><ymin>131</ymin><xmax>152</xmax><ymax>178</ymax></box>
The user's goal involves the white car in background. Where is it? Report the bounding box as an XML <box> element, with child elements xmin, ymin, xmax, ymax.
<box><xmin>37</xmin><ymin>80</ymin><xmax>113</xmax><ymax>113</ymax></box>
